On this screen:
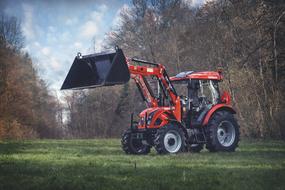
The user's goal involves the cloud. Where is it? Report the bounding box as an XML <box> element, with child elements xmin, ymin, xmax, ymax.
<box><xmin>65</xmin><ymin>18</ymin><xmax>78</xmax><ymax>26</ymax></box>
<box><xmin>50</xmin><ymin>57</ymin><xmax>61</xmax><ymax>71</ymax></box>
<box><xmin>81</xmin><ymin>20</ymin><xmax>98</xmax><ymax>39</ymax></box>
<box><xmin>80</xmin><ymin>4</ymin><xmax>108</xmax><ymax>39</ymax></box>
<box><xmin>74</xmin><ymin>42</ymin><xmax>83</xmax><ymax>49</ymax></box>
<box><xmin>48</xmin><ymin>26</ymin><xmax>56</xmax><ymax>33</ymax></box>
<box><xmin>98</xmin><ymin>4</ymin><xmax>108</xmax><ymax>12</ymax></box>
<box><xmin>22</xmin><ymin>3</ymin><xmax>35</xmax><ymax>40</ymax></box>
<box><xmin>184</xmin><ymin>0</ymin><xmax>213</xmax><ymax>7</ymax></box>
<box><xmin>41</xmin><ymin>47</ymin><xmax>50</xmax><ymax>56</ymax></box>
<box><xmin>61</xmin><ymin>31</ymin><xmax>71</xmax><ymax>42</ymax></box>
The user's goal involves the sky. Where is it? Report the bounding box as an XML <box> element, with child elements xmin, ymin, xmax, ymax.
<box><xmin>0</xmin><ymin>0</ymin><xmax>207</xmax><ymax>99</ymax></box>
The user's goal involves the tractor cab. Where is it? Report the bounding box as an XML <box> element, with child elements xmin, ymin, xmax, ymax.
<box><xmin>170</xmin><ymin>71</ymin><xmax>229</xmax><ymax>128</ymax></box>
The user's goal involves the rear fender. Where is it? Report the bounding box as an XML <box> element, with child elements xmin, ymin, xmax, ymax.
<box><xmin>202</xmin><ymin>104</ymin><xmax>236</xmax><ymax>126</ymax></box>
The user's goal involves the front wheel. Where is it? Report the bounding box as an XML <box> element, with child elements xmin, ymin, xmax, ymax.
<box><xmin>154</xmin><ymin>124</ymin><xmax>187</xmax><ymax>154</ymax></box>
<box><xmin>121</xmin><ymin>129</ymin><xmax>151</xmax><ymax>155</ymax></box>
<box><xmin>205</xmin><ymin>111</ymin><xmax>240</xmax><ymax>152</ymax></box>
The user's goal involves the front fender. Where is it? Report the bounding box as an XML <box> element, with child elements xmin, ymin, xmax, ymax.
<box><xmin>202</xmin><ymin>104</ymin><xmax>236</xmax><ymax>126</ymax></box>
<box><xmin>137</xmin><ymin>108</ymin><xmax>173</xmax><ymax>129</ymax></box>
<box><xmin>149</xmin><ymin>109</ymin><xmax>173</xmax><ymax>128</ymax></box>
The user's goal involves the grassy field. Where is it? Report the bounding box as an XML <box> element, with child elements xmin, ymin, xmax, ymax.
<box><xmin>0</xmin><ymin>139</ymin><xmax>284</xmax><ymax>190</ymax></box>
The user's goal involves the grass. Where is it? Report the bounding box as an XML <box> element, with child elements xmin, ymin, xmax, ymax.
<box><xmin>0</xmin><ymin>139</ymin><xmax>284</xmax><ymax>190</ymax></box>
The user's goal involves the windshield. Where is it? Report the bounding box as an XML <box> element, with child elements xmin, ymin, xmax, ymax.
<box><xmin>172</xmin><ymin>79</ymin><xmax>220</xmax><ymax>105</ymax></box>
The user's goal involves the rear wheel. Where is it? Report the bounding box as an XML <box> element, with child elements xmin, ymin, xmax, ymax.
<box><xmin>205</xmin><ymin>111</ymin><xmax>240</xmax><ymax>152</ymax></box>
<box><xmin>121</xmin><ymin>129</ymin><xmax>151</xmax><ymax>155</ymax></box>
<box><xmin>154</xmin><ymin>124</ymin><xmax>187</xmax><ymax>154</ymax></box>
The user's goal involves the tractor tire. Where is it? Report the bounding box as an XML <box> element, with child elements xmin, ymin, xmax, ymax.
<box><xmin>205</xmin><ymin>111</ymin><xmax>240</xmax><ymax>152</ymax></box>
<box><xmin>154</xmin><ymin>123</ymin><xmax>187</xmax><ymax>154</ymax></box>
<box><xmin>189</xmin><ymin>144</ymin><xmax>204</xmax><ymax>153</ymax></box>
<box><xmin>121</xmin><ymin>129</ymin><xmax>151</xmax><ymax>155</ymax></box>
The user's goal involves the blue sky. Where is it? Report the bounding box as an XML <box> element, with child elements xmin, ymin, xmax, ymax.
<box><xmin>1</xmin><ymin>0</ymin><xmax>207</xmax><ymax>98</ymax></box>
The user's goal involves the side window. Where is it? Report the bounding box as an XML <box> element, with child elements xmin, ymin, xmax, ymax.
<box><xmin>197</xmin><ymin>80</ymin><xmax>220</xmax><ymax>105</ymax></box>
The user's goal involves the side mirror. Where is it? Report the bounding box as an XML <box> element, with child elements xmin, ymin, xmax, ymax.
<box><xmin>221</xmin><ymin>91</ymin><xmax>231</xmax><ymax>105</ymax></box>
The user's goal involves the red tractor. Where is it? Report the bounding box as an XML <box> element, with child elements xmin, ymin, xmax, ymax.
<box><xmin>62</xmin><ymin>47</ymin><xmax>240</xmax><ymax>154</ymax></box>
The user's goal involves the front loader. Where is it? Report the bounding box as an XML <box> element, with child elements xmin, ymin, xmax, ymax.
<box><xmin>61</xmin><ymin>47</ymin><xmax>240</xmax><ymax>154</ymax></box>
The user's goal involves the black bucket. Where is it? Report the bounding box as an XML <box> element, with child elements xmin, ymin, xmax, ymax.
<box><xmin>61</xmin><ymin>48</ymin><xmax>130</xmax><ymax>90</ymax></box>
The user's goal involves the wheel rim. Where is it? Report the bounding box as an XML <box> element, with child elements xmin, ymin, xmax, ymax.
<box><xmin>163</xmin><ymin>130</ymin><xmax>182</xmax><ymax>153</ymax></box>
<box><xmin>217</xmin><ymin>120</ymin><xmax>236</xmax><ymax>147</ymax></box>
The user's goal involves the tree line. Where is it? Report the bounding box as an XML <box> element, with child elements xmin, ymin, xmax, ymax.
<box><xmin>65</xmin><ymin>0</ymin><xmax>285</xmax><ymax>139</ymax></box>
<box><xmin>0</xmin><ymin>14</ymin><xmax>63</xmax><ymax>139</ymax></box>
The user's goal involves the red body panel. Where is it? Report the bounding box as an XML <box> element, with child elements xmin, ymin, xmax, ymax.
<box><xmin>137</xmin><ymin>107</ymin><xmax>172</xmax><ymax>129</ymax></box>
<box><xmin>220</xmin><ymin>91</ymin><xmax>231</xmax><ymax>105</ymax></box>
<box><xmin>202</xmin><ymin>104</ymin><xmax>236</xmax><ymax>126</ymax></box>
<box><xmin>137</xmin><ymin>98</ymin><xmax>182</xmax><ymax>129</ymax></box>
<box><xmin>170</xmin><ymin>71</ymin><xmax>223</xmax><ymax>81</ymax></box>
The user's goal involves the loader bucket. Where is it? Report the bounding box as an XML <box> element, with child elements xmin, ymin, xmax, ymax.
<box><xmin>61</xmin><ymin>48</ymin><xmax>130</xmax><ymax>90</ymax></box>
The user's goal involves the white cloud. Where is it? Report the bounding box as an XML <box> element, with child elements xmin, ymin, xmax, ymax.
<box><xmin>48</xmin><ymin>26</ymin><xmax>56</xmax><ymax>33</ymax></box>
<box><xmin>81</xmin><ymin>20</ymin><xmax>98</xmax><ymax>38</ymax></box>
<box><xmin>33</xmin><ymin>41</ymin><xmax>41</xmax><ymax>47</ymax></box>
<box><xmin>98</xmin><ymin>4</ymin><xmax>108</xmax><ymax>12</ymax></box>
<box><xmin>46</xmin><ymin>32</ymin><xmax>58</xmax><ymax>44</ymax></box>
<box><xmin>65</xmin><ymin>18</ymin><xmax>78</xmax><ymax>26</ymax></box>
<box><xmin>61</xmin><ymin>31</ymin><xmax>71</xmax><ymax>42</ymax></box>
<box><xmin>50</xmin><ymin>57</ymin><xmax>61</xmax><ymax>71</ymax></box>
<box><xmin>184</xmin><ymin>0</ymin><xmax>214</xmax><ymax>7</ymax></box>
<box><xmin>80</xmin><ymin>4</ymin><xmax>109</xmax><ymax>39</ymax></box>
<box><xmin>41</xmin><ymin>47</ymin><xmax>50</xmax><ymax>56</ymax></box>
<box><xmin>22</xmin><ymin>3</ymin><xmax>35</xmax><ymax>40</ymax></box>
<box><xmin>74</xmin><ymin>42</ymin><xmax>82</xmax><ymax>49</ymax></box>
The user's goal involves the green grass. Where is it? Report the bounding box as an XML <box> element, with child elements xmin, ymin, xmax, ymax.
<box><xmin>0</xmin><ymin>139</ymin><xmax>284</xmax><ymax>190</ymax></box>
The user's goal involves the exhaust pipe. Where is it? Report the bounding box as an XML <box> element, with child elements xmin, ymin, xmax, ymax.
<box><xmin>61</xmin><ymin>47</ymin><xmax>130</xmax><ymax>90</ymax></box>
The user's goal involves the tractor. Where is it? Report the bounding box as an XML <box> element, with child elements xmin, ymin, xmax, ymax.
<box><xmin>61</xmin><ymin>47</ymin><xmax>240</xmax><ymax>154</ymax></box>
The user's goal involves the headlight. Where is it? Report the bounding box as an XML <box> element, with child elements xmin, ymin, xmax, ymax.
<box><xmin>138</xmin><ymin>117</ymin><xmax>144</xmax><ymax>126</ymax></box>
<box><xmin>146</xmin><ymin>111</ymin><xmax>155</xmax><ymax>125</ymax></box>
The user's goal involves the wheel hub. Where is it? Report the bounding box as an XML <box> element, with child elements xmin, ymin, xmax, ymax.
<box><xmin>168</xmin><ymin>138</ymin><xmax>175</xmax><ymax>146</ymax></box>
<box><xmin>163</xmin><ymin>130</ymin><xmax>182</xmax><ymax>153</ymax></box>
<box><xmin>217</xmin><ymin>121</ymin><xmax>236</xmax><ymax>147</ymax></box>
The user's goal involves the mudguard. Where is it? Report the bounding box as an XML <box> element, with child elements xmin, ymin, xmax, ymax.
<box><xmin>202</xmin><ymin>104</ymin><xmax>236</xmax><ymax>126</ymax></box>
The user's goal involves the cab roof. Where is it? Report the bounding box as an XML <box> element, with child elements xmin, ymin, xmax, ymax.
<box><xmin>170</xmin><ymin>71</ymin><xmax>223</xmax><ymax>81</ymax></box>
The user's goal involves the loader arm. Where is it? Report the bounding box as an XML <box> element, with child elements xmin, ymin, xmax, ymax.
<box><xmin>132</xmin><ymin>74</ymin><xmax>159</xmax><ymax>107</ymax></box>
<box><xmin>128</xmin><ymin>59</ymin><xmax>182</xmax><ymax>121</ymax></box>
<box><xmin>128</xmin><ymin>59</ymin><xmax>178</xmax><ymax>104</ymax></box>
